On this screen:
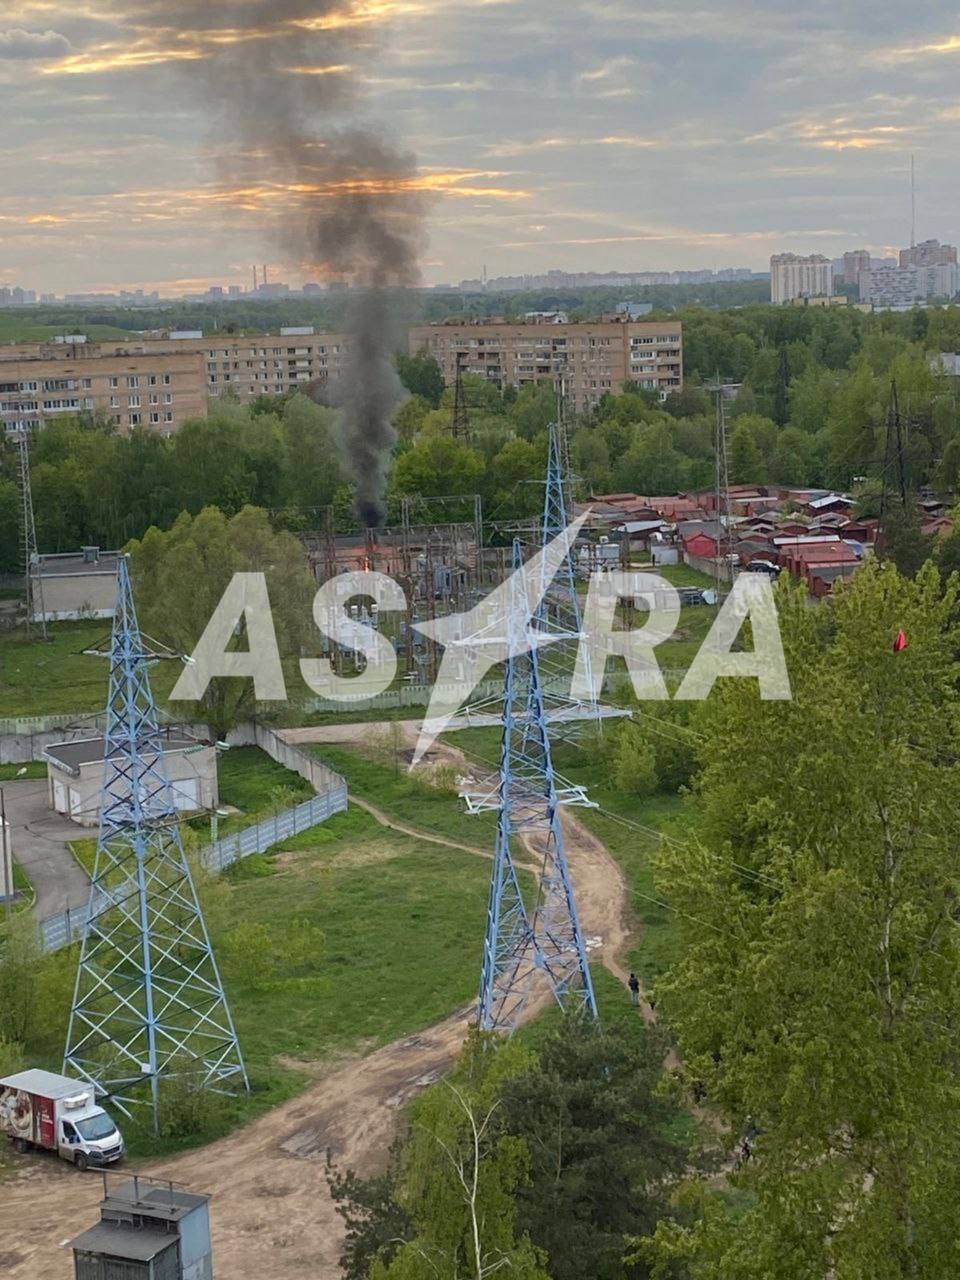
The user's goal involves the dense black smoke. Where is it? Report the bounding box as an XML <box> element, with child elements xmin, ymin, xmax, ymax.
<box><xmin>151</xmin><ymin>0</ymin><xmax>427</xmax><ymax>525</ymax></box>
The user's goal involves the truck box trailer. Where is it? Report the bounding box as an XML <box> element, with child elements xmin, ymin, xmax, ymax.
<box><xmin>0</xmin><ymin>1069</ymin><xmax>124</xmax><ymax>1170</ymax></box>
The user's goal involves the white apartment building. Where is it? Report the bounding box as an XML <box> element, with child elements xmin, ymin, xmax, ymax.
<box><xmin>859</xmin><ymin>263</ymin><xmax>960</xmax><ymax>309</ymax></box>
<box><xmin>770</xmin><ymin>254</ymin><xmax>834</xmax><ymax>304</ymax></box>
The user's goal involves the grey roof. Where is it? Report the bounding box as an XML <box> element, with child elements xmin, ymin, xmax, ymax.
<box><xmin>678</xmin><ymin>519</ymin><xmax>724</xmax><ymax>542</ymax></box>
<box><xmin>619</xmin><ymin>519</ymin><xmax>665</xmax><ymax>534</ymax></box>
<box><xmin>34</xmin><ymin>552</ymin><xmax>121</xmax><ymax>578</ymax></box>
<box><xmin>0</xmin><ymin>1069</ymin><xmax>95</xmax><ymax>1100</ymax></box>
<box><xmin>809</xmin><ymin>563</ymin><xmax>858</xmax><ymax>583</ymax></box>
<box><xmin>69</xmin><ymin>1223</ymin><xmax>177</xmax><ymax>1262</ymax></box>
<box><xmin>45</xmin><ymin>734</ymin><xmax>205</xmax><ymax>775</ymax></box>
<box><xmin>103</xmin><ymin>1181</ymin><xmax>209</xmax><ymax>1222</ymax></box>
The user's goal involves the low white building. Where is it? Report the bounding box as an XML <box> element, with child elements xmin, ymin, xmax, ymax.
<box><xmin>45</xmin><ymin>733</ymin><xmax>218</xmax><ymax>828</ymax></box>
<box><xmin>29</xmin><ymin>548</ymin><xmax>120</xmax><ymax>623</ymax></box>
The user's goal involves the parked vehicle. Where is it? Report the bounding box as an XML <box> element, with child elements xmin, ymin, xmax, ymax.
<box><xmin>0</xmin><ymin>1069</ymin><xmax>124</xmax><ymax>1170</ymax></box>
<box><xmin>745</xmin><ymin>560</ymin><xmax>781</xmax><ymax>577</ymax></box>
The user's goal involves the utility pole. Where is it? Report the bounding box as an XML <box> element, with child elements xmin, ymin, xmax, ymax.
<box><xmin>878</xmin><ymin>381</ymin><xmax>908</xmax><ymax>561</ymax></box>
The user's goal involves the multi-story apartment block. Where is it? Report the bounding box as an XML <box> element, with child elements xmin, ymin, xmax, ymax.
<box><xmin>408</xmin><ymin>320</ymin><xmax>683</xmax><ymax>410</ymax></box>
<box><xmin>0</xmin><ymin>348</ymin><xmax>207</xmax><ymax>435</ymax></box>
<box><xmin>770</xmin><ymin>253</ymin><xmax>834</xmax><ymax>304</ymax></box>
<box><xmin>841</xmin><ymin>249</ymin><xmax>871</xmax><ymax>286</ymax></box>
<box><xmin>859</xmin><ymin>263</ymin><xmax>960</xmax><ymax>309</ymax></box>
<box><xmin>899</xmin><ymin>239</ymin><xmax>958</xmax><ymax>269</ymax></box>
<box><xmin>0</xmin><ymin>326</ymin><xmax>347</xmax><ymax>433</ymax></box>
<box><xmin>104</xmin><ymin>327</ymin><xmax>348</xmax><ymax>402</ymax></box>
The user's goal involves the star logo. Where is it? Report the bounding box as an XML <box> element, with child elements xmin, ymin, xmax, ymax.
<box><xmin>411</xmin><ymin>514</ymin><xmax>589</xmax><ymax>766</ymax></box>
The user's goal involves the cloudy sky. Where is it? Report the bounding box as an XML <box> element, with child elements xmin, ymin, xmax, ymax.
<box><xmin>3</xmin><ymin>0</ymin><xmax>959</xmax><ymax>293</ymax></box>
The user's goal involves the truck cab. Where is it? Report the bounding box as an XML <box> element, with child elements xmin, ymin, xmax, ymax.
<box><xmin>57</xmin><ymin>1103</ymin><xmax>125</xmax><ymax>1170</ymax></box>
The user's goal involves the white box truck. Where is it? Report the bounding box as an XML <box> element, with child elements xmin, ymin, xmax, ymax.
<box><xmin>0</xmin><ymin>1069</ymin><xmax>124</xmax><ymax>1170</ymax></box>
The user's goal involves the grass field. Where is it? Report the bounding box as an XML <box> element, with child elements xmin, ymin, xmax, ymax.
<box><xmin>310</xmin><ymin>738</ymin><xmax>499</xmax><ymax>847</ymax></box>
<box><xmin>110</xmin><ymin>801</ymin><xmax>496</xmax><ymax>1153</ymax></box>
<box><xmin>0</xmin><ymin>620</ymin><xmax>183</xmax><ymax>718</ymax></box>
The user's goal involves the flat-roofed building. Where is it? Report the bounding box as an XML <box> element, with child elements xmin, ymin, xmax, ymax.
<box><xmin>0</xmin><ymin>326</ymin><xmax>347</xmax><ymax>430</ymax></box>
<box><xmin>30</xmin><ymin>547</ymin><xmax>120</xmax><ymax>622</ymax></box>
<box><xmin>0</xmin><ymin>346</ymin><xmax>206</xmax><ymax>435</ymax></box>
<box><xmin>97</xmin><ymin>326</ymin><xmax>348</xmax><ymax>402</ymax></box>
<box><xmin>45</xmin><ymin>731</ymin><xmax>218</xmax><ymax>827</ymax></box>
<box><xmin>770</xmin><ymin>253</ymin><xmax>834</xmax><ymax>304</ymax></box>
<box><xmin>408</xmin><ymin>319</ymin><xmax>683</xmax><ymax>410</ymax></box>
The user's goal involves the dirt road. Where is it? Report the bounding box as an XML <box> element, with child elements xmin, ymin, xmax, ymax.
<box><xmin>1</xmin><ymin>721</ymin><xmax>644</xmax><ymax>1280</ymax></box>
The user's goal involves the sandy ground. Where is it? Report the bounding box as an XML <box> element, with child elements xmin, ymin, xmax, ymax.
<box><xmin>0</xmin><ymin>719</ymin><xmax>649</xmax><ymax>1280</ymax></box>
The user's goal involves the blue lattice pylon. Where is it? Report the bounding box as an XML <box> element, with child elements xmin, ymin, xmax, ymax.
<box><xmin>478</xmin><ymin>540</ymin><xmax>598</xmax><ymax>1032</ymax></box>
<box><xmin>64</xmin><ymin>558</ymin><xmax>247</xmax><ymax>1127</ymax></box>
<box><xmin>529</xmin><ymin>417</ymin><xmax>608</xmax><ymax>733</ymax></box>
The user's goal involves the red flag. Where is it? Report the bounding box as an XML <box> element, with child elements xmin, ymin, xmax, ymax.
<box><xmin>893</xmin><ymin>630</ymin><xmax>909</xmax><ymax>653</ymax></box>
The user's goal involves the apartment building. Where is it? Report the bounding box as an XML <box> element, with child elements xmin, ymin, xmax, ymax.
<box><xmin>770</xmin><ymin>253</ymin><xmax>834</xmax><ymax>304</ymax></box>
<box><xmin>408</xmin><ymin>319</ymin><xmax>683</xmax><ymax>410</ymax></box>
<box><xmin>101</xmin><ymin>327</ymin><xmax>348</xmax><ymax>402</ymax></box>
<box><xmin>0</xmin><ymin>347</ymin><xmax>207</xmax><ymax>435</ymax></box>
<box><xmin>899</xmin><ymin>239</ymin><xmax>958</xmax><ymax>269</ymax></box>
<box><xmin>859</xmin><ymin>263</ymin><xmax>960</xmax><ymax>309</ymax></box>
<box><xmin>0</xmin><ymin>326</ymin><xmax>348</xmax><ymax>433</ymax></box>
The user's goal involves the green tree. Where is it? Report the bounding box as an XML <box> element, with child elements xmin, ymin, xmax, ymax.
<box><xmin>648</xmin><ymin>563</ymin><xmax>960</xmax><ymax>1278</ymax></box>
<box><xmin>613</xmin><ymin>722</ymin><xmax>658</xmax><ymax>796</ymax></box>
<box><xmin>128</xmin><ymin>505</ymin><xmax>316</xmax><ymax>735</ymax></box>
<box><xmin>391</xmin><ymin>433</ymin><xmax>485</xmax><ymax>499</ymax></box>
<box><xmin>373</xmin><ymin>1033</ymin><xmax>550</xmax><ymax>1280</ymax></box>
<box><xmin>500</xmin><ymin>1015</ymin><xmax>688</xmax><ymax>1280</ymax></box>
<box><xmin>396</xmin><ymin>351</ymin><xmax>445</xmax><ymax>407</ymax></box>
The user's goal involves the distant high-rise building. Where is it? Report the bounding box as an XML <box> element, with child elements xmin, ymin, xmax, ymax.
<box><xmin>900</xmin><ymin>239</ymin><xmax>958</xmax><ymax>269</ymax></box>
<box><xmin>770</xmin><ymin>254</ymin><xmax>834</xmax><ymax>305</ymax></box>
<box><xmin>841</xmin><ymin>249</ymin><xmax>871</xmax><ymax>286</ymax></box>
<box><xmin>859</xmin><ymin>263</ymin><xmax>960</xmax><ymax>308</ymax></box>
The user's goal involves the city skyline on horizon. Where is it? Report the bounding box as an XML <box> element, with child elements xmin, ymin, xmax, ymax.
<box><xmin>3</xmin><ymin>2</ymin><xmax>960</xmax><ymax>294</ymax></box>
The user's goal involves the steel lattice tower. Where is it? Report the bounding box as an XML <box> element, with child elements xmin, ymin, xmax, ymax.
<box><xmin>64</xmin><ymin>558</ymin><xmax>247</xmax><ymax>1127</ymax></box>
<box><xmin>15</xmin><ymin>430</ymin><xmax>46</xmax><ymax>638</ymax></box>
<box><xmin>530</xmin><ymin>415</ymin><xmax>606</xmax><ymax>730</ymax></box>
<box><xmin>478</xmin><ymin>541</ymin><xmax>598</xmax><ymax>1032</ymax></box>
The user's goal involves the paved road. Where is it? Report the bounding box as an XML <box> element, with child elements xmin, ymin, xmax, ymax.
<box><xmin>2</xmin><ymin>779</ymin><xmax>90</xmax><ymax>919</ymax></box>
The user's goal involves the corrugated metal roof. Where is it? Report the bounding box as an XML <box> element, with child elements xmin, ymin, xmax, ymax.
<box><xmin>0</xmin><ymin>1069</ymin><xmax>94</xmax><ymax>1100</ymax></box>
<box><xmin>69</xmin><ymin>1223</ymin><xmax>176</xmax><ymax>1262</ymax></box>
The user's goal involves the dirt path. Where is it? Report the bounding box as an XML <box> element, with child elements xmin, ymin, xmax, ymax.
<box><xmin>1</xmin><ymin>720</ymin><xmax>645</xmax><ymax>1280</ymax></box>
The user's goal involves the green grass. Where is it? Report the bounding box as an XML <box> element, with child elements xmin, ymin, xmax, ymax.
<box><xmin>0</xmin><ymin>761</ymin><xmax>47</xmax><ymax>780</ymax></box>
<box><xmin>118</xmin><ymin>801</ymin><xmax>495</xmax><ymax>1155</ymax></box>
<box><xmin>652</xmin><ymin>562</ymin><xmax>718</xmax><ymax>589</ymax></box>
<box><xmin>0</xmin><ymin>620</ymin><xmax>181</xmax><ymax>718</ymax></box>
<box><xmin>309</xmin><ymin>740</ymin><xmax>499</xmax><ymax>847</ymax></box>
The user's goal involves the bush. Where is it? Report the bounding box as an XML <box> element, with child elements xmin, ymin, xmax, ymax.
<box><xmin>157</xmin><ymin>1066</ymin><xmax>235</xmax><ymax>1143</ymax></box>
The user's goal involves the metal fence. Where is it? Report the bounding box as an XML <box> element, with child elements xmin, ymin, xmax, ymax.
<box><xmin>200</xmin><ymin>785</ymin><xmax>348</xmax><ymax>874</ymax></box>
<box><xmin>33</xmin><ymin>720</ymin><xmax>348</xmax><ymax>953</ymax></box>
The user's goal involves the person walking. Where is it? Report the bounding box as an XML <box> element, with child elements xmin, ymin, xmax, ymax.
<box><xmin>628</xmin><ymin>972</ymin><xmax>640</xmax><ymax>1007</ymax></box>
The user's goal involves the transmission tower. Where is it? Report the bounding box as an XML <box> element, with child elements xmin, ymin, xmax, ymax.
<box><xmin>706</xmin><ymin>377</ymin><xmax>738</xmax><ymax>594</ymax></box>
<box><xmin>478</xmin><ymin>540</ymin><xmax>599</xmax><ymax>1032</ymax></box>
<box><xmin>64</xmin><ymin>558</ymin><xmax>247</xmax><ymax>1129</ymax></box>
<box><xmin>15</xmin><ymin>430</ymin><xmax>46</xmax><ymax>638</ymax></box>
<box><xmin>452</xmin><ymin>350</ymin><xmax>470</xmax><ymax>437</ymax></box>
<box><xmin>878</xmin><ymin>380</ymin><xmax>909</xmax><ymax>560</ymax></box>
